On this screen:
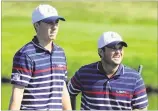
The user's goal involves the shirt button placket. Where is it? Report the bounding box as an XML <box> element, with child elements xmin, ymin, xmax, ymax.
<box><xmin>104</xmin><ymin>80</ymin><xmax>112</xmax><ymax>110</ymax></box>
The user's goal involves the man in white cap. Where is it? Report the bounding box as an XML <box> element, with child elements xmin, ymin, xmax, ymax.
<box><xmin>68</xmin><ymin>31</ymin><xmax>148</xmax><ymax>110</ymax></box>
<box><xmin>9</xmin><ymin>4</ymin><xmax>72</xmax><ymax>110</ymax></box>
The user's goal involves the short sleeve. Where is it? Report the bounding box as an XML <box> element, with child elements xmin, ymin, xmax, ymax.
<box><xmin>67</xmin><ymin>70</ymin><xmax>82</xmax><ymax>97</ymax></box>
<box><xmin>131</xmin><ymin>75</ymin><xmax>148</xmax><ymax>109</ymax></box>
<box><xmin>64</xmin><ymin>55</ymin><xmax>68</xmax><ymax>82</ymax></box>
<box><xmin>11</xmin><ymin>52</ymin><xmax>33</xmax><ymax>87</ymax></box>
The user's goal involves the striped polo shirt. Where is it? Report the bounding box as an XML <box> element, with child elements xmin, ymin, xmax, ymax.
<box><xmin>68</xmin><ymin>61</ymin><xmax>148</xmax><ymax>110</ymax></box>
<box><xmin>11</xmin><ymin>36</ymin><xmax>67</xmax><ymax>110</ymax></box>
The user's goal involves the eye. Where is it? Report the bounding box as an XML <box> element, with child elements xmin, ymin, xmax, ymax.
<box><xmin>110</xmin><ymin>46</ymin><xmax>116</xmax><ymax>50</ymax></box>
<box><xmin>114</xmin><ymin>44</ymin><xmax>123</xmax><ymax>50</ymax></box>
<box><xmin>117</xmin><ymin>46</ymin><xmax>123</xmax><ymax>50</ymax></box>
<box><xmin>112</xmin><ymin>46</ymin><xmax>116</xmax><ymax>49</ymax></box>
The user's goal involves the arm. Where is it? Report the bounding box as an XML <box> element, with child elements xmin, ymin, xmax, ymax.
<box><xmin>9</xmin><ymin>85</ymin><xmax>25</xmax><ymax>110</ymax></box>
<box><xmin>67</xmin><ymin>71</ymin><xmax>82</xmax><ymax>97</ymax></box>
<box><xmin>133</xmin><ymin>107</ymin><xmax>147</xmax><ymax>111</ymax></box>
<box><xmin>131</xmin><ymin>75</ymin><xmax>148</xmax><ymax>110</ymax></box>
<box><xmin>9</xmin><ymin>52</ymin><xmax>33</xmax><ymax>110</ymax></box>
<box><xmin>62</xmin><ymin>81</ymin><xmax>72</xmax><ymax>110</ymax></box>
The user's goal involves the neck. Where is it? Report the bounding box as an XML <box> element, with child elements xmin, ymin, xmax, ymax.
<box><xmin>100</xmin><ymin>60</ymin><xmax>119</xmax><ymax>77</ymax></box>
<box><xmin>37</xmin><ymin>35</ymin><xmax>53</xmax><ymax>52</ymax></box>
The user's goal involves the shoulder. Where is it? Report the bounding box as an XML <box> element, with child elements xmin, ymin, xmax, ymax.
<box><xmin>123</xmin><ymin>65</ymin><xmax>141</xmax><ymax>79</ymax></box>
<box><xmin>73</xmin><ymin>62</ymin><xmax>98</xmax><ymax>78</ymax></box>
<box><xmin>14</xmin><ymin>42</ymin><xmax>34</xmax><ymax>57</ymax></box>
<box><xmin>53</xmin><ymin>44</ymin><xmax>67</xmax><ymax>58</ymax></box>
<box><xmin>54</xmin><ymin>44</ymin><xmax>65</xmax><ymax>53</ymax></box>
<box><xmin>54</xmin><ymin>43</ymin><xmax>64</xmax><ymax>51</ymax></box>
<box><xmin>78</xmin><ymin>62</ymin><xmax>98</xmax><ymax>73</ymax></box>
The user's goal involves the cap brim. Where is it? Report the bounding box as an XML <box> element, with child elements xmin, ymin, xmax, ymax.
<box><xmin>106</xmin><ymin>41</ymin><xmax>128</xmax><ymax>47</ymax></box>
<box><xmin>41</xmin><ymin>16</ymin><xmax>65</xmax><ymax>23</ymax></box>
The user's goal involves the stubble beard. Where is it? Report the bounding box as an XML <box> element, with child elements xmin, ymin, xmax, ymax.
<box><xmin>103</xmin><ymin>57</ymin><xmax>120</xmax><ymax>68</ymax></box>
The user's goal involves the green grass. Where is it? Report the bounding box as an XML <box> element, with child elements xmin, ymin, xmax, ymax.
<box><xmin>1</xmin><ymin>84</ymin><xmax>12</xmax><ymax>110</ymax></box>
<box><xmin>1</xmin><ymin>1</ymin><xmax>157</xmax><ymax>110</ymax></box>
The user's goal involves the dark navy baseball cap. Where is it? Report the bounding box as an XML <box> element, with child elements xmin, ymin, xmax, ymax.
<box><xmin>106</xmin><ymin>41</ymin><xmax>127</xmax><ymax>48</ymax></box>
<box><xmin>41</xmin><ymin>16</ymin><xmax>65</xmax><ymax>23</ymax></box>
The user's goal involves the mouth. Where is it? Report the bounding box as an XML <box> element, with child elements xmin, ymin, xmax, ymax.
<box><xmin>113</xmin><ymin>56</ymin><xmax>120</xmax><ymax>58</ymax></box>
<box><xmin>49</xmin><ymin>34</ymin><xmax>56</xmax><ymax>37</ymax></box>
<box><xmin>50</xmin><ymin>31</ymin><xmax>56</xmax><ymax>35</ymax></box>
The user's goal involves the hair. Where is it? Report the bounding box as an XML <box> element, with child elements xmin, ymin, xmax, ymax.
<box><xmin>33</xmin><ymin>21</ymin><xmax>41</xmax><ymax>33</ymax></box>
<box><xmin>101</xmin><ymin>47</ymin><xmax>106</xmax><ymax>51</ymax></box>
<box><xmin>98</xmin><ymin>47</ymin><xmax>106</xmax><ymax>58</ymax></box>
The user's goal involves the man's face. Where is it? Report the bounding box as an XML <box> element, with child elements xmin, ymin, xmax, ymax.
<box><xmin>36</xmin><ymin>19</ymin><xmax>59</xmax><ymax>41</ymax></box>
<box><xmin>101</xmin><ymin>44</ymin><xmax>124</xmax><ymax>66</ymax></box>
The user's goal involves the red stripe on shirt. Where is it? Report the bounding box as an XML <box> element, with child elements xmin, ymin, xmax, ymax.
<box><xmin>71</xmin><ymin>77</ymin><xmax>80</xmax><ymax>88</ymax></box>
<box><xmin>34</xmin><ymin>66</ymin><xmax>66</xmax><ymax>74</ymax></box>
<box><xmin>134</xmin><ymin>88</ymin><xmax>146</xmax><ymax>95</ymax></box>
<box><xmin>84</xmin><ymin>91</ymin><xmax>132</xmax><ymax>98</ymax></box>
<box><xmin>13</xmin><ymin>67</ymin><xmax>31</xmax><ymax>73</ymax></box>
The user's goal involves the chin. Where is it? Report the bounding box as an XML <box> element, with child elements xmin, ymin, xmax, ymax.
<box><xmin>114</xmin><ymin>62</ymin><xmax>121</xmax><ymax>65</ymax></box>
<box><xmin>112</xmin><ymin>59</ymin><xmax>122</xmax><ymax>65</ymax></box>
<box><xmin>49</xmin><ymin>36</ymin><xmax>56</xmax><ymax>40</ymax></box>
<box><xmin>51</xmin><ymin>38</ymin><xmax>56</xmax><ymax>40</ymax></box>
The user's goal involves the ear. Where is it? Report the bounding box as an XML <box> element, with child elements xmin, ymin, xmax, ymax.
<box><xmin>98</xmin><ymin>48</ymin><xmax>104</xmax><ymax>58</ymax></box>
<box><xmin>34</xmin><ymin>23</ymin><xmax>39</xmax><ymax>29</ymax></box>
<box><xmin>34</xmin><ymin>23</ymin><xmax>40</xmax><ymax>33</ymax></box>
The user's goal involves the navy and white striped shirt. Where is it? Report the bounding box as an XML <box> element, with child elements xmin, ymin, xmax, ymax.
<box><xmin>11</xmin><ymin>36</ymin><xmax>67</xmax><ymax>110</ymax></box>
<box><xmin>68</xmin><ymin>62</ymin><xmax>148</xmax><ymax>110</ymax></box>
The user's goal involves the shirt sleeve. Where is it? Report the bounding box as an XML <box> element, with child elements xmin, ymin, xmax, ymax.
<box><xmin>11</xmin><ymin>52</ymin><xmax>33</xmax><ymax>87</ymax></box>
<box><xmin>131</xmin><ymin>75</ymin><xmax>148</xmax><ymax>109</ymax></box>
<box><xmin>64</xmin><ymin>55</ymin><xmax>68</xmax><ymax>82</ymax></box>
<box><xmin>67</xmin><ymin>70</ymin><xmax>82</xmax><ymax>97</ymax></box>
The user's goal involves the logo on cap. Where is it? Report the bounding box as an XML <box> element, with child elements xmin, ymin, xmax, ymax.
<box><xmin>98</xmin><ymin>31</ymin><xmax>127</xmax><ymax>48</ymax></box>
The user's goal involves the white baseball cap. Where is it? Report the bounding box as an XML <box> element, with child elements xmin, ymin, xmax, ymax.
<box><xmin>98</xmin><ymin>31</ymin><xmax>127</xmax><ymax>48</ymax></box>
<box><xmin>32</xmin><ymin>4</ymin><xmax>65</xmax><ymax>24</ymax></box>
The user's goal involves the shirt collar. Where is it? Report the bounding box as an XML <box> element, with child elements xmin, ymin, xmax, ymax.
<box><xmin>115</xmin><ymin>64</ymin><xmax>124</xmax><ymax>76</ymax></box>
<box><xmin>97</xmin><ymin>61</ymin><xmax>124</xmax><ymax>77</ymax></box>
<box><xmin>32</xmin><ymin>36</ymin><xmax>57</xmax><ymax>51</ymax></box>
